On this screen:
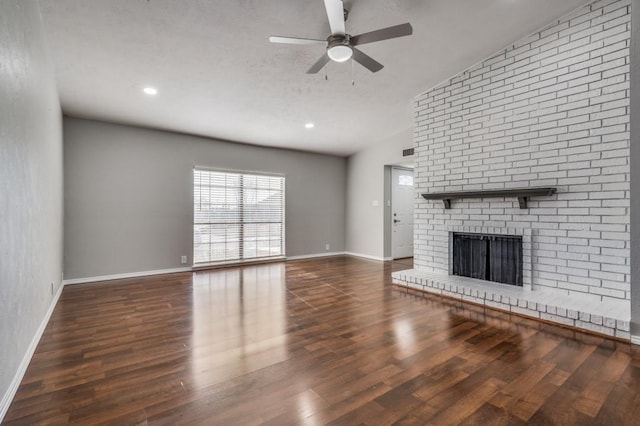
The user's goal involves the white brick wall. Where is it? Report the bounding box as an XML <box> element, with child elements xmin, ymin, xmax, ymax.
<box><xmin>414</xmin><ymin>0</ymin><xmax>630</xmax><ymax>302</ymax></box>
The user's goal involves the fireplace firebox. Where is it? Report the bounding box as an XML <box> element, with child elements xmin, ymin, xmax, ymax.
<box><xmin>452</xmin><ymin>233</ymin><xmax>523</xmax><ymax>286</ymax></box>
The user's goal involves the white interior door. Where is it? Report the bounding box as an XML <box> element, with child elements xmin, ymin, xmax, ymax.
<box><xmin>391</xmin><ymin>167</ymin><xmax>414</xmax><ymax>259</ymax></box>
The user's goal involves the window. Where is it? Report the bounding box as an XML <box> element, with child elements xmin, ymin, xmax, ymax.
<box><xmin>193</xmin><ymin>169</ymin><xmax>285</xmax><ymax>264</ymax></box>
<box><xmin>398</xmin><ymin>174</ymin><xmax>413</xmax><ymax>186</ymax></box>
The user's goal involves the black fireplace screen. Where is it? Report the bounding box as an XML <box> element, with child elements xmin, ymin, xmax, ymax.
<box><xmin>452</xmin><ymin>233</ymin><xmax>523</xmax><ymax>286</ymax></box>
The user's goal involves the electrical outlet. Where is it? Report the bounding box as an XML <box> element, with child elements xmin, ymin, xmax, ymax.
<box><xmin>325</xmin><ymin>243</ymin><xmax>330</xmax><ymax>251</ymax></box>
<box><xmin>181</xmin><ymin>255</ymin><xmax>187</xmax><ymax>264</ymax></box>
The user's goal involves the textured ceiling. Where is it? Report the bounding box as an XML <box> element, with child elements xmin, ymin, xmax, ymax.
<box><xmin>39</xmin><ymin>0</ymin><xmax>590</xmax><ymax>156</ymax></box>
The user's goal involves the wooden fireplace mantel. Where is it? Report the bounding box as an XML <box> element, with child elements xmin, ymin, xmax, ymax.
<box><xmin>421</xmin><ymin>187</ymin><xmax>557</xmax><ymax>209</ymax></box>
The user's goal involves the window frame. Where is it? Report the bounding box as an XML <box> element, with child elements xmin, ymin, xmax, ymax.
<box><xmin>192</xmin><ymin>167</ymin><xmax>286</xmax><ymax>266</ymax></box>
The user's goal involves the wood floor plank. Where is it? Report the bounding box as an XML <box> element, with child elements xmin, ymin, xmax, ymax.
<box><xmin>458</xmin><ymin>402</ymin><xmax>527</xmax><ymax>426</ymax></box>
<box><xmin>4</xmin><ymin>256</ymin><xmax>639</xmax><ymax>425</ymax></box>
<box><xmin>423</xmin><ymin>377</ymin><xmax>505</xmax><ymax>426</ymax></box>
<box><xmin>506</xmin><ymin>368</ymin><xmax>571</xmax><ymax>422</ymax></box>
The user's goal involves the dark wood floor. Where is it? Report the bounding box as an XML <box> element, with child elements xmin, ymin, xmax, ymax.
<box><xmin>4</xmin><ymin>256</ymin><xmax>640</xmax><ymax>425</ymax></box>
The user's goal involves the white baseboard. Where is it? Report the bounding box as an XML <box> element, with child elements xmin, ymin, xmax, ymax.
<box><xmin>631</xmin><ymin>335</ymin><xmax>640</xmax><ymax>346</ymax></box>
<box><xmin>64</xmin><ymin>254</ymin><xmax>399</xmax><ymax>283</ymax></box>
<box><xmin>0</xmin><ymin>283</ymin><xmax>63</xmax><ymax>422</ymax></box>
<box><xmin>344</xmin><ymin>252</ymin><xmax>387</xmax><ymax>262</ymax></box>
<box><xmin>286</xmin><ymin>252</ymin><xmax>345</xmax><ymax>261</ymax></box>
<box><xmin>63</xmin><ymin>267</ymin><xmax>193</xmax><ymax>285</ymax></box>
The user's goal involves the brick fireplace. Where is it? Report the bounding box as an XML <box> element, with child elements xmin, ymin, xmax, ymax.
<box><xmin>393</xmin><ymin>0</ymin><xmax>631</xmax><ymax>339</ymax></box>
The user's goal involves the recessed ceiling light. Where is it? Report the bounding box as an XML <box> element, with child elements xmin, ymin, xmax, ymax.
<box><xmin>143</xmin><ymin>87</ymin><xmax>158</xmax><ymax>95</ymax></box>
<box><xmin>305</xmin><ymin>123</ymin><xmax>314</xmax><ymax>129</ymax></box>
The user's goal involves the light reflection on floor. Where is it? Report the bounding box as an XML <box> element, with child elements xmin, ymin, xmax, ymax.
<box><xmin>190</xmin><ymin>263</ymin><xmax>288</xmax><ymax>389</ymax></box>
<box><xmin>392</xmin><ymin>318</ymin><xmax>417</xmax><ymax>359</ymax></box>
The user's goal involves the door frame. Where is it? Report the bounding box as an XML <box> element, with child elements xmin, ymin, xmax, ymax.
<box><xmin>383</xmin><ymin>164</ymin><xmax>415</xmax><ymax>260</ymax></box>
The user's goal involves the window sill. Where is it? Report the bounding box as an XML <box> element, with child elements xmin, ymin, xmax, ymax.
<box><xmin>192</xmin><ymin>256</ymin><xmax>286</xmax><ymax>270</ymax></box>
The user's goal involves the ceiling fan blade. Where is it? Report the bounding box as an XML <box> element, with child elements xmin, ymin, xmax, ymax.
<box><xmin>307</xmin><ymin>53</ymin><xmax>331</xmax><ymax>74</ymax></box>
<box><xmin>352</xmin><ymin>48</ymin><xmax>384</xmax><ymax>73</ymax></box>
<box><xmin>351</xmin><ymin>23</ymin><xmax>413</xmax><ymax>46</ymax></box>
<box><xmin>269</xmin><ymin>36</ymin><xmax>326</xmax><ymax>45</ymax></box>
<box><xmin>324</xmin><ymin>0</ymin><xmax>345</xmax><ymax>35</ymax></box>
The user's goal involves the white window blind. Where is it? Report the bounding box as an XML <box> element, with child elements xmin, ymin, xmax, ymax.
<box><xmin>193</xmin><ymin>169</ymin><xmax>285</xmax><ymax>264</ymax></box>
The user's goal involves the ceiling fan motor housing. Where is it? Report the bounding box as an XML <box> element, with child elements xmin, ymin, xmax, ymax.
<box><xmin>327</xmin><ymin>34</ymin><xmax>353</xmax><ymax>62</ymax></box>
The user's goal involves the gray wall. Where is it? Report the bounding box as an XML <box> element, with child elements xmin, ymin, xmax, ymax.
<box><xmin>63</xmin><ymin>117</ymin><xmax>347</xmax><ymax>280</ymax></box>
<box><xmin>631</xmin><ymin>0</ymin><xmax>639</xmax><ymax>337</ymax></box>
<box><xmin>0</xmin><ymin>0</ymin><xmax>63</xmax><ymax>417</ymax></box>
<box><xmin>345</xmin><ymin>129</ymin><xmax>413</xmax><ymax>259</ymax></box>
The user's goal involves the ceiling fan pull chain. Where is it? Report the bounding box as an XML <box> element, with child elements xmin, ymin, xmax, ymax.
<box><xmin>351</xmin><ymin>58</ymin><xmax>355</xmax><ymax>86</ymax></box>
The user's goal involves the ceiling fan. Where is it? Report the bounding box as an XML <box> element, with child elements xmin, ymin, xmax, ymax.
<box><xmin>269</xmin><ymin>0</ymin><xmax>413</xmax><ymax>74</ymax></box>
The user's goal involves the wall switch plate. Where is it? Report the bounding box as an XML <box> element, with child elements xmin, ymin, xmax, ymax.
<box><xmin>325</xmin><ymin>243</ymin><xmax>330</xmax><ymax>251</ymax></box>
<box><xmin>181</xmin><ymin>256</ymin><xmax>187</xmax><ymax>264</ymax></box>
<box><xmin>372</xmin><ymin>200</ymin><xmax>379</xmax><ymax>207</ymax></box>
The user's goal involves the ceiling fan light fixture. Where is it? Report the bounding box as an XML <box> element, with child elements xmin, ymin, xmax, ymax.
<box><xmin>327</xmin><ymin>44</ymin><xmax>353</xmax><ymax>62</ymax></box>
